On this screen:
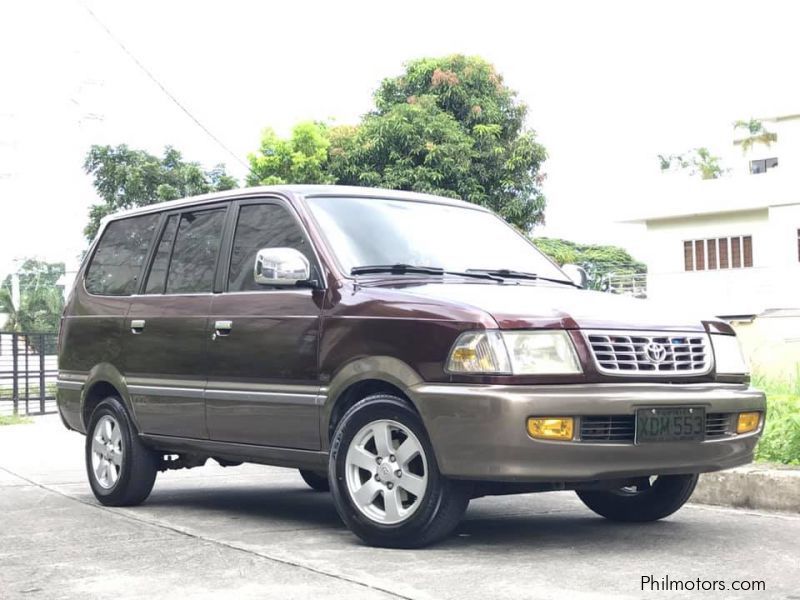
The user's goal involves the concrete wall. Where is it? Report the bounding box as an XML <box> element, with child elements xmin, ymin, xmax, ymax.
<box><xmin>733</xmin><ymin>311</ymin><xmax>800</xmax><ymax>386</ymax></box>
<box><xmin>642</xmin><ymin>208</ymin><xmax>792</xmax><ymax>315</ymax></box>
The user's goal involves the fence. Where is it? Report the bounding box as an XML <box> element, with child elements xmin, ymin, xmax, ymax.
<box><xmin>0</xmin><ymin>332</ymin><xmax>58</xmax><ymax>416</ymax></box>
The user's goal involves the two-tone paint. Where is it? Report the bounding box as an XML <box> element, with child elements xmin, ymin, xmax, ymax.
<box><xmin>57</xmin><ymin>185</ymin><xmax>766</xmax><ymax>483</ymax></box>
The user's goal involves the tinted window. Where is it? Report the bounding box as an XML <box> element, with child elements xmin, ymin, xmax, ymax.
<box><xmin>228</xmin><ymin>204</ymin><xmax>314</xmax><ymax>292</ymax></box>
<box><xmin>164</xmin><ymin>209</ymin><xmax>226</xmax><ymax>294</ymax></box>
<box><xmin>85</xmin><ymin>214</ymin><xmax>160</xmax><ymax>295</ymax></box>
<box><xmin>144</xmin><ymin>215</ymin><xmax>178</xmax><ymax>294</ymax></box>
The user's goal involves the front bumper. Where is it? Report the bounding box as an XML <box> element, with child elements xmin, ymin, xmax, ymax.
<box><xmin>409</xmin><ymin>382</ymin><xmax>766</xmax><ymax>482</ymax></box>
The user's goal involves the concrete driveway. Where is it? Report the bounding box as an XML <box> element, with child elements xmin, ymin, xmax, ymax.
<box><xmin>1</xmin><ymin>416</ymin><xmax>798</xmax><ymax>600</ymax></box>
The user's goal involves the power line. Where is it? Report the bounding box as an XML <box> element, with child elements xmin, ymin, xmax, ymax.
<box><xmin>81</xmin><ymin>2</ymin><xmax>249</xmax><ymax>171</ymax></box>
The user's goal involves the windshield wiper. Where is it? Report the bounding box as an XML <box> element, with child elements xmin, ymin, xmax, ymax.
<box><xmin>350</xmin><ymin>264</ymin><xmax>504</xmax><ymax>282</ymax></box>
<box><xmin>467</xmin><ymin>268</ymin><xmax>579</xmax><ymax>287</ymax></box>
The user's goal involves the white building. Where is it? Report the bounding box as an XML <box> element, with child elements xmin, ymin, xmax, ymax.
<box><xmin>623</xmin><ymin>115</ymin><xmax>800</xmax><ymax>381</ymax></box>
<box><xmin>624</xmin><ymin>115</ymin><xmax>800</xmax><ymax>318</ymax></box>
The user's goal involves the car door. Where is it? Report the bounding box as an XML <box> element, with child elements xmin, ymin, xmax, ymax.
<box><xmin>123</xmin><ymin>204</ymin><xmax>229</xmax><ymax>439</ymax></box>
<box><xmin>205</xmin><ymin>198</ymin><xmax>325</xmax><ymax>450</ymax></box>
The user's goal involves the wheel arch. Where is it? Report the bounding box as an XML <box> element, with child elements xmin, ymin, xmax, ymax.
<box><xmin>81</xmin><ymin>363</ymin><xmax>136</xmax><ymax>432</ymax></box>
<box><xmin>321</xmin><ymin>356</ymin><xmax>425</xmax><ymax>450</ymax></box>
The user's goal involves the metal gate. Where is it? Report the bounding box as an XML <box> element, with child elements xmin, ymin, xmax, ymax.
<box><xmin>0</xmin><ymin>332</ymin><xmax>58</xmax><ymax>416</ymax></box>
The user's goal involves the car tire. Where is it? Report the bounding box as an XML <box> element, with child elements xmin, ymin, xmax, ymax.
<box><xmin>85</xmin><ymin>397</ymin><xmax>159</xmax><ymax>506</ymax></box>
<box><xmin>329</xmin><ymin>394</ymin><xmax>471</xmax><ymax>548</ymax></box>
<box><xmin>576</xmin><ymin>474</ymin><xmax>699</xmax><ymax>522</ymax></box>
<box><xmin>299</xmin><ymin>469</ymin><xmax>330</xmax><ymax>492</ymax></box>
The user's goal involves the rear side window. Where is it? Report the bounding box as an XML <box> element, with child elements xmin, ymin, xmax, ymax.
<box><xmin>164</xmin><ymin>209</ymin><xmax>226</xmax><ymax>294</ymax></box>
<box><xmin>228</xmin><ymin>203</ymin><xmax>314</xmax><ymax>292</ymax></box>
<box><xmin>85</xmin><ymin>214</ymin><xmax>160</xmax><ymax>295</ymax></box>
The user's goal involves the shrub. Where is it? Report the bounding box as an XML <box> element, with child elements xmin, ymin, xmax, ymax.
<box><xmin>752</xmin><ymin>372</ymin><xmax>800</xmax><ymax>465</ymax></box>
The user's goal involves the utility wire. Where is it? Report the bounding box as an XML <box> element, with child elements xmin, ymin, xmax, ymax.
<box><xmin>81</xmin><ymin>2</ymin><xmax>250</xmax><ymax>171</ymax></box>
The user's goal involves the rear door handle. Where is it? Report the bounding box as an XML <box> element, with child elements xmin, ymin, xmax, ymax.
<box><xmin>213</xmin><ymin>320</ymin><xmax>233</xmax><ymax>339</ymax></box>
<box><xmin>130</xmin><ymin>319</ymin><xmax>146</xmax><ymax>334</ymax></box>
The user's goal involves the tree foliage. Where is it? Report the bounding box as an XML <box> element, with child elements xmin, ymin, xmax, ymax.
<box><xmin>249</xmin><ymin>55</ymin><xmax>548</xmax><ymax>231</ymax></box>
<box><xmin>733</xmin><ymin>119</ymin><xmax>777</xmax><ymax>153</ymax></box>
<box><xmin>657</xmin><ymin>147</ymin><xmax>725</xmax><ymax>180</ymax></box>
<box><xmin>84</xmin><ymin>145</ymin><xmax>238</xmax><ymax>240</ymax></box>
<box><xmin>247</xmin><ymin>122</ymin><xmax>335</xmax><ymax>186</ymax></box>
<box><xmin>532</xmin><ymin>237</ymin><xmax>646</xmax><ymax>290</ymax></box>
<box><xmin>0</xmin><ymin>259</ymin><xmax>66</xmax><ymax>333</ymax></box>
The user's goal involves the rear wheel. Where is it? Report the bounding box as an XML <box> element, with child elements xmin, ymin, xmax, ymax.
<box><xmin>299</xmin><ymin>469</ymin><xmax>330</xmax><ymax>492</ymax></box>
<box><xmin>329</xmin><ymin>394</ymin><xmax>470</xmax><ymax>548</ymax></box>
<box><xmin>85</xmin><ymin>397</ymin><xmax>159</xmax><ymax>506</ymax></box>
<box><xmin>576</xmin><ymin>474</ymin><xmax>699</xmax><ymax>522</ymax></box>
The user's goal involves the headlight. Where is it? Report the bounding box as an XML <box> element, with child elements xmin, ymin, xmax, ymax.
<box><xmin>711</xmin><ymin>334</ymin><xmax>748</xmax><ymax>375</ymax></box>
<box><xmin>447</xmin><ymin>330</ymin><xmax>582</xmax><ymax>375</ymax></box>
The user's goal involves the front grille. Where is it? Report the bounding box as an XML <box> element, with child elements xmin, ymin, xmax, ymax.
<box><xmin>578</xmin><ymin>413</ymin><xmax>735</xmax><ymax>443</ymax></box>
<box><xmin>580</xmin><ymin>415</ymin><xmax>635</xmax><ymax>442</ymax></box>
<box><xmin>705</xmin><ymin>413</ymin><xmax>734</xmax><ymax>438</ymax></box>
<box><xmin>584</xmin><ymin>330</ymin><xmax>712</xmax><ymax>376</ymax></box>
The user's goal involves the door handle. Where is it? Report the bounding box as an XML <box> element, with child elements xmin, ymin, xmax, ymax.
<box><xmin>130</xmin><ymin>319</ymin><xmax>146</xmax><ymax>334</ymax></box>
<box><xmin>213</xmin><ymin>320</ymin><xmax>233</xmax><ymax>339</ymax></box>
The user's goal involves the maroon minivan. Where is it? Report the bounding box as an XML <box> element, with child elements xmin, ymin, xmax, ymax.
<box><xmin>57</xmin><ymin>185</ymin><xmax>766</xmax><ymax>547</ymax></box>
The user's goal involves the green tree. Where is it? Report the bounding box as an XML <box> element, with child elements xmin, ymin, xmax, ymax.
<box><xmin>250</xmin><ymin>55</ymin><xmax>548</xmax><ymax>231</ymax></box>
<box><xmin>0</xmin><ymin>259</ymin><xmax>66</xmax><ymax>332</ymax></box>
<box><xmin>83</xmin><ymin>145</ymin><xmax>238</xmax><ymax>240</ymax></box>
<box><xmin>532</xmin><ymin>238</ymin><xmax>646</xmax><ymax>290</ymax></box>
<box><xmin>658</xmin><ymin>147</ymin><xmax>725</xmax><ymax>180</ymax></box>
<box><xmin>247</xmin><ymin>122</ymin><xmax>334</xmax><ymax>186</ymax></box>
<box><xmin>333</xmin><ymin>55</ymin><xmax>548</xmax><ymax>230</ymax></box>
<box><xmin>329</xmin><ymin>96</ymin><xmax>474</xmax><ymax>195</ymax></box>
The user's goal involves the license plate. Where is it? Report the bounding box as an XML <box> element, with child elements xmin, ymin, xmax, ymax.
<box><xmin>635</xmin><ymin>407</ymin><xmax>705</xmax><ymax>443</ymax></box>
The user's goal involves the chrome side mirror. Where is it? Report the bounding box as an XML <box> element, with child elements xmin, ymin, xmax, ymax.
<box><xmin>254</xmin><ymin>248</ymin><xmax>310</xmax><ymax>286</ymax></box>
<box><xmin>562</xmin><ymin>263</ymin><xmax>588</xmax><ymax>289</ymax></box>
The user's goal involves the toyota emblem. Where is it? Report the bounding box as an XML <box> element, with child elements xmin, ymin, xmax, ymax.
<box><xmin>645</xmin><ymin>342</ymin><xmax>668</xmax><ymax>363</ymax></box>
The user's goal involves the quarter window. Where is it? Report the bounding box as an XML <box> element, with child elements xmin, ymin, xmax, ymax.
<box><xmin>144</xmin><ymin>215</ymin><xmax>179</xmax><ymax>294</ymax></box>
<box><xmin>85</xmin><ymin>214</ymin><xmax>160</xmax><ymax>295</ymax></box>
<box><xmin>228</xmin><ymin>203</ymin><xmax>314</xmax><ymax>292</ymax></box>
<box><xmin>683</xmin><ymin>236</ymin><xmax>753</xmax><ymax>271</ymax></box>
<box><xmin>163</xmin><ymin>209</ymin><xmax>226</xmax><ymax>294</ymax></box>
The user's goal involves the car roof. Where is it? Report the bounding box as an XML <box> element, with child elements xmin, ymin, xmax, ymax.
<box><xmin>102</xmin><ymin>185</ymin><xmax>487</xmax><ymax>225</ymax></box>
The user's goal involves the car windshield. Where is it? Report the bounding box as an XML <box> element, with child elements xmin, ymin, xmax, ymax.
<box><xmin>305</xmin><ymin>196</ymin><xmax>567</xmax><ymax>281</ymax></box>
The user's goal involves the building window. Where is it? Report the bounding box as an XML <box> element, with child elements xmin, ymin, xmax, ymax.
<box><xmin>750</xmin><ymin>157</ymin><xmax>778</xmax><ymax>174</ymax></box>
<box><xmin>683</xmin><ymin>241</ymin><xmax>693</xmax><ymax>271</ymax></box>
<box><xmin>683</xmin><ymin>236</ymin><xmax>753</xmax><ymax>271</ymax></box>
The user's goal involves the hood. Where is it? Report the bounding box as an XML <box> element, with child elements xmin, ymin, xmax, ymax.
<box><xmin>372</xmin><ymin>281</ymin><xmax>710</xmax><ymax>331</ymax></box>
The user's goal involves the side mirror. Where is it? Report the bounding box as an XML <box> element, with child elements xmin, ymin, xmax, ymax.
<box><xmin>562</xmin><ymin>263</ymin><xmax>588</xmax><ymax>289</ymax></box>
<box><xmin>254</xmin><ymin>247</ymin><xmax>310</xmax><ymax>286</ymax></box>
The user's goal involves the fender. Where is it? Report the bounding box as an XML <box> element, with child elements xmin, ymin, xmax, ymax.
<box><xmin>321</xmin><ymin>355</ymin><xmax>425</xmax><ymax>443</ymax></box>
<box><xmin>81</xmin><ymin>362</ymin><xmax>139</xmax><ymax>431</ymax></box>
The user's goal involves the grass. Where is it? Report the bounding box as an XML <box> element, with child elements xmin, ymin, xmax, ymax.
<box><xmin>0</xmin><ymin>414</ymin><xmax>33</xmax><ymax>426</ymax></box>
<box><xmin>752</xmin><ymin>369</ymin><xmax>800</xmax><ymax>465</ymax></box>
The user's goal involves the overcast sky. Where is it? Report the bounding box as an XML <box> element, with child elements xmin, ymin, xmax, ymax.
<box><xmin>2</xmin><ymin>0</ymin><xmax>799</xmax><ymax>276</ymax></box>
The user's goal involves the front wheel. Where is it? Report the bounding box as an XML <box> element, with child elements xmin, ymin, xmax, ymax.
<box><xmin>329</xmin><ymin>394</ymin><xmax>470</xmax><ymax>548</ymax></box>
<box><xmin>85</xmin><ymin>397</ymin><xmax>159</xmax><ymax>506</ymax></box>
<box><xmin>576</xmin><ymin>474</ymin><xmax>699</xmax><ymax>522</ymax></box>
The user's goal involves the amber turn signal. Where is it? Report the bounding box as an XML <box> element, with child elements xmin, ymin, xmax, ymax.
<box><xmin>736</xmin><ymin>412</ymin><xmax>761</xmax><ymax>434</ymax></box>
<box><xmin>527</xmin><ymin>417</ymin><xmax>574</xmax><ymax>441</ymax></box>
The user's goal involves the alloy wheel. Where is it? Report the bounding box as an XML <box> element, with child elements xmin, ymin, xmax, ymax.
<box><xmin>91</xmin><ymin>415</ymin><xmax>123</xmax><ymax>489</ymax></box>
<box><xmin>344</xmin><ymin>419</ymin><xmax>428</xmax><ymax>525</ymax></box>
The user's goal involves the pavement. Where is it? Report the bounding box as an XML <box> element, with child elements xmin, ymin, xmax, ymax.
<box><xmin>1</xmin><ymin>416</ymin><xmax>799</xmax><ymax>600</ymax></box>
